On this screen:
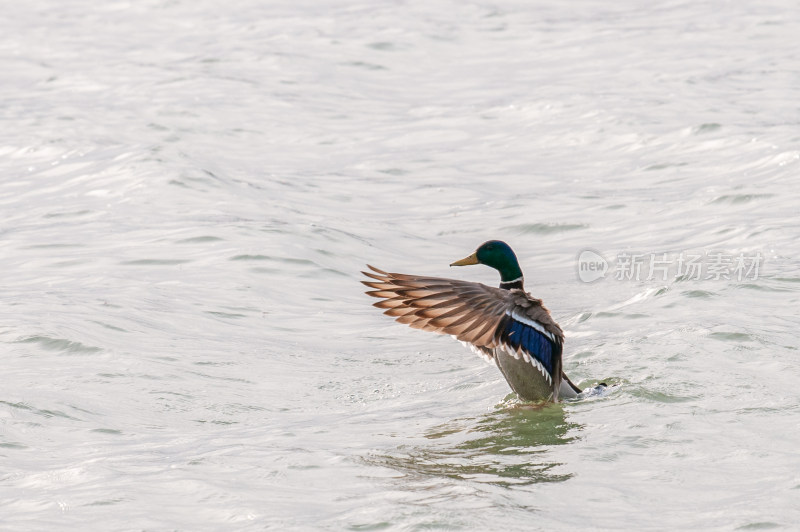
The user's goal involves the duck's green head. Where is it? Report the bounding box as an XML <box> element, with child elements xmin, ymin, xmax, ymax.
<box><xmin>450</xmin><ymin>240</ymin><xmax>524</xmax><ymax>285</ymax></box>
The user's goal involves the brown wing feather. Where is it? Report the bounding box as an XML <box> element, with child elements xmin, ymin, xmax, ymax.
<box><xmin>361</xmin><ymin>264</ymin><xmax>515</xmax><ymax>349</ymax></box>
<box><xmin>509</xmin><ymin>290</ymin><xmax>564</xmax><ymax>341</ymax></box>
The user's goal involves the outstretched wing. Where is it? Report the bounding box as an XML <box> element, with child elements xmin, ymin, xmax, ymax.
<box><xmin>362</xmin><ymin>265</ymin><xmax>510</xmax><ymax>348</ymax></box>
<box><xmin>362</xmin><ymin>265</ymin><xmax>565</xmax><ymax>378</ymax></box>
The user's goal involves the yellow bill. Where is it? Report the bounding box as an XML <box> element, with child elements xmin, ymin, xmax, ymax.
<box><xmin>450</xmin><ymin>252</ymin><xmax>479</xmax><ymax>266</ymax></box>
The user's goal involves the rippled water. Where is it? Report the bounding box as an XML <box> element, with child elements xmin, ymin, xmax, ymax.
<box><xmin>2</xmin><ymin>0</ymin><xmax>800</xmax><ymax>529</ymax></box>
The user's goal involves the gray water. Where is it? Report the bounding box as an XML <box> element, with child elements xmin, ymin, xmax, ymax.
<box><xmin>2</xmin><ymin>0</ymin><xmax>800</xmax><ymax>530</ymax></box>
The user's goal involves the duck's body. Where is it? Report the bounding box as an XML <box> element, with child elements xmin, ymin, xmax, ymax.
<box><xmin>362</xmin><ymin>240</ymin><xmax>581</xmax><ymax>402</ymax></box>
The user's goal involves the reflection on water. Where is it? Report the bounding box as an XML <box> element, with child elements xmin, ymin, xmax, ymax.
<box><xmin>366</xmin><ymin>400</ymin><xmax>579</xmax><ymax>487</ymax></box>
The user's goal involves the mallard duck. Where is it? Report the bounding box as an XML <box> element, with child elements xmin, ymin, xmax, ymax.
<box><xmin>362</xmin><ymin>240</ymin><xmax>582</xmax><ymax>402</ymax></box>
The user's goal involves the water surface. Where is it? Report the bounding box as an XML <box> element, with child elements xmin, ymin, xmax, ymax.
<box><xmin>2</xmin><ymin>0</ymin><xmax>800</xmax><ymax>530</ymax></box>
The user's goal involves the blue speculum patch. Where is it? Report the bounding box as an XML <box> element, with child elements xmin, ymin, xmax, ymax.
<box><xmin>503</xmin><ymin>318</ymin><xmax>555</xmax><ymax>377</ymax></box>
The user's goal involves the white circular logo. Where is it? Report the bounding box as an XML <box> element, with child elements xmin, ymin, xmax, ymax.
<box><xmin>577</xmin><ymin>249</ymin><xmax>608</xmax><ymax>283</ymax></box>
